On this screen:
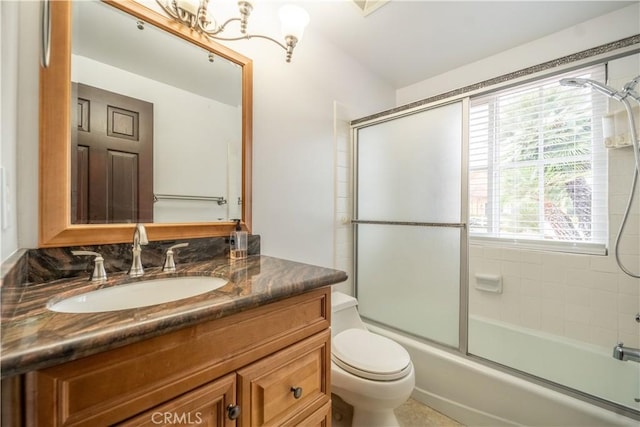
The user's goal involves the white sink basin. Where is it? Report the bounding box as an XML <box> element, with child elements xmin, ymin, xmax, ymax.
<box><xmin>48</xmin><ymin>276</ymin><xmax>228</xmax><ymax>313</ymax></box>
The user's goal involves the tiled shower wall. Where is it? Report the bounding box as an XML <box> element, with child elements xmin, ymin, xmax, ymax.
<box><xmin>469</xmin><ymin>229</ymin><xmax>639</xmax><ymax>349</ymax></box>
<box><xmin>469</xmin><ymin>54</ymin><xmax>640</xmax><ymax>349</ymax></box>
<box><xmin>333</xmin><ymin>102</ymin><xmax>354</xmax><ymax>296</ymax></box>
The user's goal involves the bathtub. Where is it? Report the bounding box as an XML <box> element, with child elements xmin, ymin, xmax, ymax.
<box><xmin>366</xmin><ymin>317</ymin><xmax>640</xmax><ymax>426</ymax></box>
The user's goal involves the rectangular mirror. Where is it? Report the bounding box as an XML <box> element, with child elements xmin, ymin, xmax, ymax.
<box><xmin>40</xmin><ymin>0</ymin><xmax>253</xmax><ymax>246</ymax></box>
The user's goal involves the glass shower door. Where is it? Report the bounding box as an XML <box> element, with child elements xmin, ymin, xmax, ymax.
<box><xmin>354</xmin><ymin>102</ymin><xmax>464</xmax><ymax>348</ymax></box>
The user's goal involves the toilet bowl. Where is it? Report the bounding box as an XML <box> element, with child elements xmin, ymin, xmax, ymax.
<box><xmin>331</xmin><ymin>291</ymin><xmax>415</xmax><ymax>427</ymax></box>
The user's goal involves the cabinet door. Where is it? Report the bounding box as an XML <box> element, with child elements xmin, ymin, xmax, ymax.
<box><xmin>237</xmin><ymin>331</ymin><xmax>330</xmax><ymax>427</ymax></box>
<box><xmin>118</xmin><ymin>374</ymin><xmax>236</xmax><ymax>426</ymax></box>
<box><xmin>284</xmin><ymin>400</ymin><xmax>331</xmax><ymax>427</ymax></box>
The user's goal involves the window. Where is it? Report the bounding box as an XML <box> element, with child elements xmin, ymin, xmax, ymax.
<box><xmin>469</xmin><ymin>65</ymin><xmax>608</xmax><ymax>253</ymax></box>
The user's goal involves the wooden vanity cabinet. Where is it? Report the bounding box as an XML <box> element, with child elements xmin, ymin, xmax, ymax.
<box><xmin>23</xmin><ymin>287</ymin><xmax>332</xmax><ymax>426</ymax></box>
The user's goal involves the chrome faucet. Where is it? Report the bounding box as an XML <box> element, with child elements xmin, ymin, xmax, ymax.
<box><xmin>128</xmin><ymin>224</ymin><xmax>148</xmax><ymax>277</ymax></box>
<box><xmin>613</xmin><ymin>343</ymin><xmax>640</xmax><ymax>363</ymax></box>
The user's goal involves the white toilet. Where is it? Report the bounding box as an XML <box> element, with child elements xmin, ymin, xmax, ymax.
<box><xmin>331</xmin><ymin>291</ymin><xmax>415</xmax><ymax>427</ymax></box>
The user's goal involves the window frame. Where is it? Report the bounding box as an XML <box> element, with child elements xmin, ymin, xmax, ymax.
<box><xmin>468</xmin><ymin>65</ymin><xmax>609</xmax><ymax>255</ymax></box>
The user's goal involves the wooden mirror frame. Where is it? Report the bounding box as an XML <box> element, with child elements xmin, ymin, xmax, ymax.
<box><xmin>39</xmin><ymin>0</ymin><xmax>253</xmax><ymax>247</ymax></box>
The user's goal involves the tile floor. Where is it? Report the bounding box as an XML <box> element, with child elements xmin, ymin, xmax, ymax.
<box><xmin>332</xmin><ymin>394</ymin><xmax>465</xmax><ymax>427</ymax></box>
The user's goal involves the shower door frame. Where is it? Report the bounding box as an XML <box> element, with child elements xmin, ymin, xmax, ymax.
<box><xmin>349</xmin><ymin>36</ymin><xmax>640</xmax><ymax>422</ymax></box>
<box><xmin>351</xmin><ymin>98</ymin><xmax>470</xmax><ymax>354</ymax></box>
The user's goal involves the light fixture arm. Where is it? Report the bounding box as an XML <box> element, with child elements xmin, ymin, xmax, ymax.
<box><xmin>237</xmin><ymin>0</ymin><xmax>252</xmax><ymax>34</ymax></box>
<box><xmin>155</xmin><ymin>0</ymin><xmax>306</xmax><ymax>62</ymax></box>
<box><xmin>197</xmin><ymin>17</ymin><xmax>242</xmax><ymax>37</ymax></box>
<box><xmin>284</xmin><ymin>35</ymin><xmax>298</xmax><ymax>63</ymax></box>
<box><xmin>200</xmin><ymin>33</ymin><xmax>297</xmax><ymax>63</ymax></box>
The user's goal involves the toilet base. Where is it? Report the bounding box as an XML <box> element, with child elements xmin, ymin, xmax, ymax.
<box><xmin>331</xmin><ymin>360</ymin><xmax>415</xmax><ymax>427</ymax></box>
<box><xmin>352</xmin><ymin>408</ymin><xmax>399</xmax><ymax>427</ymax></box>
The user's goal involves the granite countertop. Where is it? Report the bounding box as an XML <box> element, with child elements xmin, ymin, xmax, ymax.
<box><xmin>0</xmin><ymin>255</ymin><xmax>347</xmax><ymax>378</ymax></box>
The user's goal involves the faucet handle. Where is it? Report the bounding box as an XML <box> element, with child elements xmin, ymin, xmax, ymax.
<box><xmin>134</xmin><ymin>223</ymin><xmax>148</xmax><ymax>246</ymax></box>
<box><xmin>163</xmin><ymin>243</ymin><xmax>189</xmax><ymax>272</ymax></box>
<box><xmin>72</xmin><ymin>250</ymin><xmax>107</xmax><ymax>282</ymax></box>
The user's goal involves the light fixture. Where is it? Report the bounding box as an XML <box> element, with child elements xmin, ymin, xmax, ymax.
<box><xmin>156</xmin><ymin>0</ymin><xmax>310</xmax><ymax>62</ymax></box>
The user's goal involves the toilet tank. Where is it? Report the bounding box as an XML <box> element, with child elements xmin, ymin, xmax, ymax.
<box><xmin>331</xmin><ymin>291</ymin><xmax>366</xmax><ymax>337</ymax></box>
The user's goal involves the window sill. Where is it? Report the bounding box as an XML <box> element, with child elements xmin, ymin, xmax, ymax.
<box><xmin>469</xmin><ymin>235</ymin><xmax>608</xmax><ymax>256</ymax></box>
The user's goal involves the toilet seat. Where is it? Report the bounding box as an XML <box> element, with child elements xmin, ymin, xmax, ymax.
<box><xmin>332</xmin><ymin>328</ymin><xmax>412</xmax><ymax>381</ymax></box>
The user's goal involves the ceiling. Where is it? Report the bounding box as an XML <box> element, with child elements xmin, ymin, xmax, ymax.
<box><xmin>73</xmin><ymin>0</ymin><xmax>637</xmax><ymax>97</ymax></box>
<box><xmin>299</xmin><ymin>0</ymin><xmax>638</xmax><ymax>89</ymax></box>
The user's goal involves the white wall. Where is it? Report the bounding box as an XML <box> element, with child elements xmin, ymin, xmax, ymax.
<box><xmin>2</xmin><ymin>0</ymin><xmax>40</xmax><ymax>261</ymax></box>
<box><xmin>15</xmin><ymin>0</ymin><xmax>40</xmax><ymax>257</ymax></box>
<box><xmin>6</xmin><ymin>0</ymin><xmax>395</xmax><ymax>268</ymax></box>
<box><xmin>0</xmin><ymin>0</ymin><xmax>19</xmax><ymax>261</ymax></box>
<box><xmin>207</xmin><ymin>2</ymin><xmax>396</xmax><ymax>267</ymax></box>
<box><xmin>397</xmin><ymin>3</ymin><xmax>640</xmax><ymax>105</ymax></box>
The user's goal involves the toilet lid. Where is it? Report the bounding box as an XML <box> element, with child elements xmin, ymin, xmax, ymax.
<box><xmin>332</xmin><ymin>329</ymin><xmax>412</xmax><ymax>381</ymax></box>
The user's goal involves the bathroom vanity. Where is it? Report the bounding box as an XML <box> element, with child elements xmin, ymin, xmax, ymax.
<box><xmin>1</xmin><ymin>254</ymin><xmax>346</xmax><ymax>426</ymax></box>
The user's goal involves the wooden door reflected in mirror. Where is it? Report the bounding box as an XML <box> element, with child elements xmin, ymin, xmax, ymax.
<box><xmin>72</xmin><ymin>83</ymin><xmax>154</xmax><ymax>224</ymax></box>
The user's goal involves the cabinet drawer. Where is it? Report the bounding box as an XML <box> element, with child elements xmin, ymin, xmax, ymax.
<box><xmin>118</xmin><ymin>374</ymin><xmax>236</xmax><ymax>427</ymax></box>
<box><xmin>238</xmin><ymin>330</ymin><xmax>330</xmax><ymax>427</ymax></box>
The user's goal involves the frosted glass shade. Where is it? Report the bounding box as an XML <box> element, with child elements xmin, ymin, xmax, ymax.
<box><xmin>176</xmin><ymin>0</ymin><xmax>200</xmax><ymax>15</ymax></box>
<box><xmin>279</xmin><ymin>4</ymin><xmax>310</xmax><ymax>40</ymax></box>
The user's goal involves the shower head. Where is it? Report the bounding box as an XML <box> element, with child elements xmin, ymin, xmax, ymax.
<box><xmin>623</xmin><ymin>75</ymin><xmax>640</xmax><ymax>92</ymax></box>
<box><xmin>560</xmin><ymin>77</ymin><xmax>624</xmax><ymax>100</ymax></box>
<box><xmin>622</xmin><ymin>75</ymin><xmax>640</xmax><ymax>103</ymax></box>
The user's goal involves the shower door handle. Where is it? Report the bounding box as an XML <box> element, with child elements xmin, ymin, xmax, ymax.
<box><xmin>351</xmin><ymin>219</ymin><xmax>466</xmax><ymax>228</ymax></box>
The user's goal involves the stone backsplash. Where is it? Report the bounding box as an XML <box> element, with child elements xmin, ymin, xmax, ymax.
<box><xmin>1</xmin><ymin>235</ymin><xmax>260</xmax><ymax>286</ymax></box>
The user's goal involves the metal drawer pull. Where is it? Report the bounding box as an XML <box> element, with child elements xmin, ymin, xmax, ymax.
<box><xmin>290</xmin><ymin>386</ymin><xmax>303</xmax><ymax>399</ymax></box>
<box><xmin>227</xmin><ymin>404</ymin><xmax>240</xmax><ymax>420</ymax></box>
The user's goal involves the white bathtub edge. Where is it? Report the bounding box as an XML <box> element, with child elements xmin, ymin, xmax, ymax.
<box><xmin>366</xmin><ymin>323</ymin><xmax>639</xmax><ymax>427</ymax></box>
